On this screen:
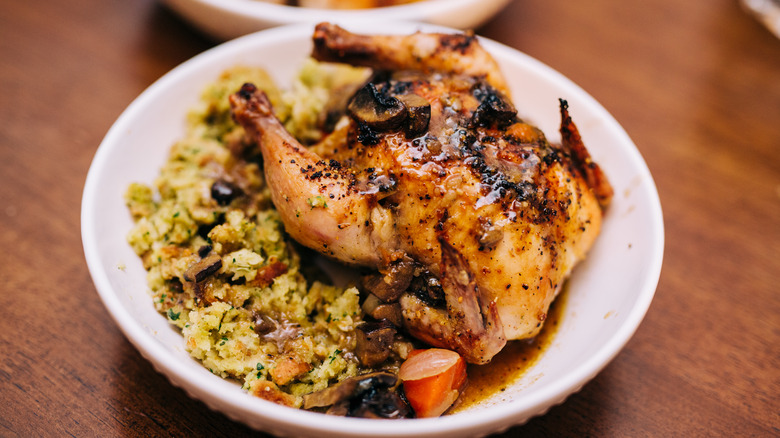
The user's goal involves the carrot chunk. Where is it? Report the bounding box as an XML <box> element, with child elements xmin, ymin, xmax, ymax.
<box><xmin>399</xmin><ymin>348</ymin><xmax>467</xmax><ymax>418</ymax></box>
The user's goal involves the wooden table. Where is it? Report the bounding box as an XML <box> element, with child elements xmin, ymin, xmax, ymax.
<box><xmin>2</xmin><ymin>0</ymin><xmax>778</xmax><ymax>435</ymax></box>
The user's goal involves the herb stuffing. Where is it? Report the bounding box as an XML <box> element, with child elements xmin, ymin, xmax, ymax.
<box><xmin>124</xmin><ymin>63</ymin><xmax>416</xmax><ymax>410</ymax></box>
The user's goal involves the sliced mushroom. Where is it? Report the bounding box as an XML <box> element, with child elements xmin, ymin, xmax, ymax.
<box><xmin>471</xmin><ymin>86</ymin><xmax>517</xmax><ymax>127</ymax></box>
<box><xmin>347</xmin><ymin>83</ymin><xmax>407</xmax><ymax>131</ymax></box>
<box><xmin>211</xmin><ymin>179</ymin><xmax>244</xmax><ymax>206</ymax></box>
<box><xmin>303</xmin><ymin>372</ymin><xmax>409</xmax><ymax>418</ymax></box>
<box><xmin>355</xmin><ymin>319</ymin><xmax>396</xmax><ymax>366</ymax></box>
<box><xmin>372</xmin><ymin>303</ymin><xmax>402</xmax><ymax>327</ymax></box>
<box><xmin>362</xmin><ymin>296</ymin><xmax>403</xmax><ymax>327</ymax></box>
<box><xmin>252</xmin><ymin>311</ymin><xmax>277</xmax><ymax>335</ymax></box>
<box><xmin>361</xmin><ymin>256</ymin><xmax>415</xmax><ymax>303</ymax></box>
<box><xmin>361</xmin><ymin>274</ymin><xmax>405</xmax><ymax>303</ymax></box>
<box><xmin>183</xmin><ymin>254</ymin><xmax>222</xmax><ymax>283</ymax></box>
<box><xmin>396</xmin><ymin>94</ymin><xmax>431</xmax><ymax>138</ymax></box>
<box><xmin>303</xmin><ymin>372</ymin><xmax>396</xmax><ymax>409</ymax></box>
<box><xmin>348</xmin><ymin>389</ymin><xmax>410</xmax><ymax>419</ymax></box>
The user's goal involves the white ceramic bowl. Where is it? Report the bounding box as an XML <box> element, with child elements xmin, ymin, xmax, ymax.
<box><xmin>82</xmin><ymin>22</ymin><xmax>664</xmax><ymax>437</ymax></box>
<box><xmin>161</xmin><ymin>0</ymin><xmax>513</xmax><ymax>40</ymax></box>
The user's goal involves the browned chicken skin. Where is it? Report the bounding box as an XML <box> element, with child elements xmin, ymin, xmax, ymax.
<box><xmin>230</xmin><ymin>24</ymin><xmax>611</xmax><ymax>364</ymax></box>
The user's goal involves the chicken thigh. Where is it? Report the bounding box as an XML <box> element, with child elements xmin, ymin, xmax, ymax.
<box><xmin>230</xmin><ymin>23</ymin><xmax>612</xmax><ymax>364</ymax></box>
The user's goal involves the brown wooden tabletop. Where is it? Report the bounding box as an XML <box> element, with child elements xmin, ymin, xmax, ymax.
<box><xmin>2</xmin><ymin>0</ymin><xmax>778</xmax><ymax>436</ymax></box>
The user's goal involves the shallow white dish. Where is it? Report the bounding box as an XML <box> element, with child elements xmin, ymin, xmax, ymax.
<box><xmin>161</xmin><ymin>0</ymin><xmax>512</xmax><ymax>40</ymax></box>
<box><xmin>82</xmin><ymin>22</ymin><xmax>664</xmax><ymax>437</ymax></box>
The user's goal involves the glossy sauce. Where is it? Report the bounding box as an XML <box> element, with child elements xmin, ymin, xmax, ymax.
<box><xmin>450</xmin><ymin>286</ymin><xmax>568</xmax><ymax>412</ymax></box>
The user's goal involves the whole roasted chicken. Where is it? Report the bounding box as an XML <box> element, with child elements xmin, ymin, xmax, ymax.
<box><xmin>230</xmin><ymin>24</ymin><xmax>612</xmax><ymax>364</ymax></box>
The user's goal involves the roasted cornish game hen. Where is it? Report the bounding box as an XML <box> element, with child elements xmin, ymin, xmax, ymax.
<box><xmin>230</xmin><ymin>23</ymin><xmax>612</xmax><ymax>364</ymax></box>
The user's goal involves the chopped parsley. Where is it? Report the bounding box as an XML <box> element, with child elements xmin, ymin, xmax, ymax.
<box><xmin>167</xmin><ymin>308</ymin><xmax>181</xmax><ymax>321</ymax></box>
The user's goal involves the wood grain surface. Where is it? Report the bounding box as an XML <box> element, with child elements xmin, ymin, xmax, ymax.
<box><xmin>1</xmin><ymin>0</ymin><xmax>778</xmax><ymax>436</ymax></box>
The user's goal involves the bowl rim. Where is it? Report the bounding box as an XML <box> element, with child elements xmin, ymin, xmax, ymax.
<box><xmin>81</xmin><ymin>21</ymin><xmax>664</xmax><ymax>436</ymax></box>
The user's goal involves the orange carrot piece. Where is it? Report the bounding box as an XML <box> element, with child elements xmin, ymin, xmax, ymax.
<box><xmin>400</xmin><ymin>349</ymin><xmax>467</xmax><ymax>418</ymax></box>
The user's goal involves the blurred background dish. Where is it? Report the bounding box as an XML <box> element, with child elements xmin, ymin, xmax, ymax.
<box><xmin>281</xmin><ymin>1</ymin><xmax>424</xmax><ymax>9</ymax></box>
<box><xmin>740</xmin><ymin>0</ymin><xmax>780</xmax><ymax>37</ymax></box>
<box><xmin>160</xmin><ymin>0</ymin><xmax>513</xmax><ymax>40</ymax></box>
